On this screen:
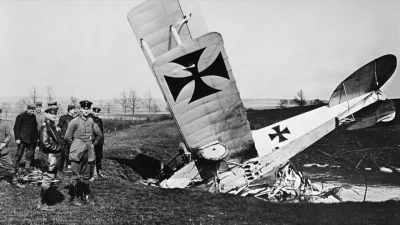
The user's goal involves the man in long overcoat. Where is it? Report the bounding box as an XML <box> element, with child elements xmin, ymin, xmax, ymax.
<box><xmin>0</xmin><ymin>109</ymin><xmax>25</xmax><ymax>188</ymax></box>
<box><xmin>90</xmin><ymin>107</ymin><xmax>105</xmax><ymax>180</ymax></box>
<box><xmin>13</xmin><ymin>103</ymin><xmax>39</xmax><ymax>172</ymax></box>
<box><xmin>64</xmin><ymin>100</ymin><xmax>102</xmax><ymax>206</ymax></box>
<box><xmin>57</xmin><ymin>104</ymin><xmax>76</xmax><ymax>171</ymax></box>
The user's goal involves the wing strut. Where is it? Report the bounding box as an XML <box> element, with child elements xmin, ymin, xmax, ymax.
<box><xmin>140</xmin><ymin>39</ymin><xmax>155</xmax><ymax>63</ymax></box>
<box><xmin>342</xmin><ymin>83</ymin><xmax>355</xmax><ymax>122</ymax></box>
<box><xmin>170</xmin><ymin>26</ymin><xmax>183</xmax><ymax>45</ymax></box>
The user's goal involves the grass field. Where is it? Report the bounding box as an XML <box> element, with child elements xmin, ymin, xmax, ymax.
<box><xmin>1</xmin><ymin>119</ymin><xmax>400</xmax><ymax>224</ymax></box>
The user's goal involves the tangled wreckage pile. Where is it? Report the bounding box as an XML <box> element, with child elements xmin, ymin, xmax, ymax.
<box><xmin>135</xmin><ymin>150</ymin><xmax>342</xmax><ymax>203</ymax></box>
<box><xmin>15</xmin><ymin>168</ymin><xmax>59</xmax><ymax>186</ymax></box>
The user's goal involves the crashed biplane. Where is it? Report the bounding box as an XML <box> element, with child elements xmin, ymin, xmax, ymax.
<box><xmin>126</xmin><ymin>0</ymin><xmax>397</xmax><ymax>200</ymax></box>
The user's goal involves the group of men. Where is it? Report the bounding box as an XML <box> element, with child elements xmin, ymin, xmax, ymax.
<box><xmin>0</xmin><ymin>100</ymin><xmax>105</xmax><ymax>211</ymax></box>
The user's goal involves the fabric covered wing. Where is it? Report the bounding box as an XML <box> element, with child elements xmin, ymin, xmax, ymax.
<box><xmin>329</xmin><ymin>54</ymin><xmax>396</xmax><ymax>107</ymax></box>
<box><xmin>346</xmin><ymin>99</ymin><xmax>396</xmax><ymax>130</ymax></box>
<box><xmin>127</xmin><ymin>0</ymin><xmax>207</xmax><ymax>65</ymax></box>
<box><xmin>152</xmin><ymin>32</ymin><xmax>254</xmax><ymax>160</ymax></box>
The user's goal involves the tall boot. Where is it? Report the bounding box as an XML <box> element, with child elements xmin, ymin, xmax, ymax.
<box><xmin>97</xmin><ymin>161</ymin><xmax>105</xmax><ymax>177</ymax></box>
<box><xmin>71</xmin><ymin>182</ymin><xmax>82</xmax><ymax>206</ymax></box>
<box><xmin>14</xmin><ymin>157</ymin><xmax>21</xmax><ymax>174</ymax></box>
<box><xmin>82</xmin><ymin>183</ymin><xmax>94</xmax><ymax>206</ymax></box>
<box><xmin>59</xmin><ymin>159</ymin><xmax>65</xmax><ymax>173</ymax></box>
<box><xmin>89</xmin><ymin>163</ymin><xmax>97</xmax><ymax>182</ymax></box>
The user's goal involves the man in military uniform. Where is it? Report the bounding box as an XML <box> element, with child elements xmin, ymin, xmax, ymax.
<box><xmin>37</xmin><ymin>106</ymin><xmax>63</xmax><ymax>211</ymax></box>
<box><xmin>0</xmin><ymin>109</ymin><xmax>25</xmax><ymax>188</ymax></box>
<box><xmin>13</xmin><ymin>103</ymin><xmax>39</xmax><ymax>172</ymax></box>
<box><xmin>57</xmin><ymin>105</ymin><xmax>76</xmax><ymax>172</ymax></box>
<box><xmin>89</xmin><ymin>107</ymin><xmax>105</xmax><ymax>180</ymax></box>
<box><xmin>64</xmin><ymin>100</ymin><xmax>102</xmax><ymax>206</ymax></box>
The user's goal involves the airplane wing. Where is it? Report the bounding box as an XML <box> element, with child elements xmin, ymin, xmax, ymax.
<box><xmin>127</xmin><ymin>0</ymin><xmax>207</xmax><ymax>65</ymax></box>
<box><xmin>345</xmin><ymin>99</ymin><xmax>396</xmax><ymax>130</ymax></box>
<box><xmin>152</xmin><ymin>32</ymin><xmax>255</xmax><ymax>160</ymax></box>
<box><xmin>329</xmin><ymin>54</ymin><xmax>396</xmax><ymax>107</ymax></box>
<box><xmin>128</xmin><ymin>1</ymin><xmax>255</xmax><ymax>162</ymax></box>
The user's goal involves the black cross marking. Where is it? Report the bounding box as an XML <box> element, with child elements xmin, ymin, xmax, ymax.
<box><xmin>164</xmin><ymin>48</ymin><xmax>230</xmax><ymax>103</ymax></box>
<box><xmin>268</xmin><ymin>125</ymin><xmax>290</xmax><ymax>143</ymax></box>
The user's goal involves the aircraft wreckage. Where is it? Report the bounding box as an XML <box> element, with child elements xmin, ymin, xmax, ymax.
<box><xmin>126</xmin><ymin>0</ymin><xmax>397</xmax><ymax>201</ymax></box>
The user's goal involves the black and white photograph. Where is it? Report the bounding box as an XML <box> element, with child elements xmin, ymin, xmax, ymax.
<box><xmin>1</xmin><ymin>0</ymin><xmax>399</xmax><ymax>224</ymax></box>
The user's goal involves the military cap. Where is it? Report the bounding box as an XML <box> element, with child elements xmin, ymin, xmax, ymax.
<box><xmin>79</xmin><ymin>100</ymin><xmax>93</xmax><ymax>109</ymax></box>
<box><xmin>35</xmin><ymin>101</ymin><xmax>42</xmax><ymax>106</ymax></box>
<box><xmin>67</xmin><ymin>104</ymin><xmax>75</xmax><ymax>111</ymax></box>
<box><xmin>92</xmin><ymin>107</ymin><xmax>101</xmax><ymax>113</ymax></box>
<box><xmin>27</xmin><ymin>103</ymin><xmax>36</xmax><ymax>109</ymax></box>
<box><xmin>47</xmin><ymin>101</ymin><xmax>58</xmax><ymax>108</ymax></box>
<box><xmin>45</xmin><ymin>107</ymin><xmax>58</xmax><ymax>114</ymax></box>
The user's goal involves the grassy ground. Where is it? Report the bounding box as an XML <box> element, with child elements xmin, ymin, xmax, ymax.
<box><xmin>1</xmin><ymin>120</ymin><xmax>400</xmax><ymax>224</ymax></box>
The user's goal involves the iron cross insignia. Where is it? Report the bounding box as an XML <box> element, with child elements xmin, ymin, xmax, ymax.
<box><xmin>164</xmin><ymin>47</ymin><xmax>230</xmax><ymax>104</ymax></box>
<box><xmin>268</xmin><ymin>125</ymin><xmax>290</xmax><ymax>143</ymax></box>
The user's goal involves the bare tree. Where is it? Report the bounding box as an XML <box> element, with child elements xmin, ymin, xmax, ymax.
<box><xmin>15</xmin><ymin>98</ymin><xmax>30</xmax><ymax>113</ymax></box>
<box><xmin>127</xmin><ymin>90</ymin><xmax>140</xmax><ymax>120</ymax></box>
<box><xmin>46</xmin><ymin>86</ymin><xmax>53</xmax><ymax>102</ymax></box>
<box><xmin>104</xmin><ymin>102</ymin><xmax>113</xmax><ymax>119</ymax></box>
<box><xmin>70</xmin><ymin>96</ymin><xmax>79</xmax><ymax>107</ymax></box>
<box><xmin>115</xmin><ymin>91</ymin><xmax>128</xmax><ymax>118</ymax></box>
<box><xmin>142</xmin><ymin>91</ymin><xmax>154</xmax><ymax>119</ymax></box>
<box><xmin>152</xmin><ymin>101</ymin><xmax>160</xmax><ymax>114</ymax></box>
<box><xmin>29</xmin><ymin>86</ymin><xmax>40</xmax><ymax>103</ymax></box>
<box><xmin>293</xmin><ymin>89</ymin><xmax>306</xmax><ymax>107</ymax></box>
<box><xmin>276</xmin><ymin>99</ymin><xmax>288</xmax><ymax>109</ymax></box>
<box><xmin>1</xmin><ymin>102</ymin><xmax>12</xmax><ymax>120</ymax></box>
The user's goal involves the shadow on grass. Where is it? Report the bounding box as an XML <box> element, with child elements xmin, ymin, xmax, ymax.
<box><xmin>109</xmin><ymin>154</ymin><xmax>166</xmax><ymax>181</ymax></box>
<box><xmin>64</xmin><ymin>184</ymin><xmax>75</xmax><ymax>202</ymax></box>
<box><xmin>46</xmin><ymin>186</ymin><xmax>65</xmax><ymax>206</ymax></box>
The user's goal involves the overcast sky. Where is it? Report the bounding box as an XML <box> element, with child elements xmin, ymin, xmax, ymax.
<box><xmin>1</xmin><ymin>0</ymin><xmax>399</xmax><ymax>102</ymax></box>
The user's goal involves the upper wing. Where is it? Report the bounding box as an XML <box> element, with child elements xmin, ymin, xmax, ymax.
<box><xmin>152</xmin><ymin>32</ymin><xmax>255</xmax><ymax>161</ymax></box>
<box><xmin>329</xmin><ymin>54</ymin><xmax>396</xmax><ymax>107</ymax></box>
<box><xmin>127</xmin><ymin>0</ymin><xmax>207</xmax><ymax>65</ymax></box>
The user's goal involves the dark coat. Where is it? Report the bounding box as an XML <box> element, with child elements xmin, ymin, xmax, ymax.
<box><xmin>39</xmin><ymin>118</ymin><xmax>63</xmax><ymax>172</ymax></box>
<box><xmin>13</xmin><ymin>111</ymin><xmax>39</xmax><ymax>144</ymax></box>
<box><xmin>92</xmin><ymin>116</ymin><xmax>104</xmax><ymax>146</ymax></box>
<box><xmin>57</xmin><ymin>113</ymin><xmax>74</xmax><ymax>137</ymax></box>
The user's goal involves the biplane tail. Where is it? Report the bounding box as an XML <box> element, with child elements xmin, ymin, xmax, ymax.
<box><xmin>250</xmin><ymin>54</ymin><xmax>397</xmax><ymax>180</ymax></box>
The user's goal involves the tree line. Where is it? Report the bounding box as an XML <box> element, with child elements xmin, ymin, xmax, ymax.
<box><xmin>0</xmin><ymin>86</ymin><xmax>162</xmax><ymax>120</ymax></box>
